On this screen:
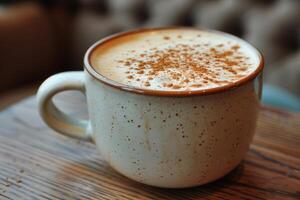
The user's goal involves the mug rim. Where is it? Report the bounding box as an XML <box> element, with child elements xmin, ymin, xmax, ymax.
<box><xmin>84</xmin><ymin>27</ymin><xmax>264</xmax><ymax>97</ymax></box>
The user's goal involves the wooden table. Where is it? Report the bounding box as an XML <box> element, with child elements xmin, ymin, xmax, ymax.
<box><xmin>0</xmin><ymin>92</ymin><xmax>299</xmax><ymax>200</ymax></box>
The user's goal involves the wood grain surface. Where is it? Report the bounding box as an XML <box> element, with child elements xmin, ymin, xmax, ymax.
<box><xmin>0</xmin><ymin>92</ymin><xmax>299</xmax><ymax>200</ymax></box>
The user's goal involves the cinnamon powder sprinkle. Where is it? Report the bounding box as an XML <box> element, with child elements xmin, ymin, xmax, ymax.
<box><xmin>191</xmin><ymin>84</ymin><xmax>203</xmax><ymax>87</ymax></box>
<box><xmin>172</xmin><ymin>84</ymin><xmax>181</xmax><ymax>89</ymax></box>
<box><xmin>144</xmin><ymin>81</ymin><xmax>151</xmax><ymax>87</ymax></box>
<box><xmin>119</xmin><ymin>43</ymin><xmax>250</xmax><ymax>89</ymax></box>
<box><xmin>127</xmin><ymin>75</ymin><xmax>134</xmax><ymax>79</ymax></box>
<box><xmin>231</xmin><ymin>45</ymin><xmax>240</xmax><ymax>50</ymax></box>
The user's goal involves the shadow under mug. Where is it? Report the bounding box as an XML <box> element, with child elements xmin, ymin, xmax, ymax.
<box><xmin>37</xmin><ymin>27</ymin><xmax>264</xmax><ymax>188</ymax></box>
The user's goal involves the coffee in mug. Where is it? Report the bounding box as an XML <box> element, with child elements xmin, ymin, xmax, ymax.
<box><xmin>91</xmin><ymin>29</ymin><xmax>259</xmax><ymax>92</ymax></box>
<box><xmin>37</xmin><ymin>27</ymin><xmax>264</xmax><ymax>188</ymax></box>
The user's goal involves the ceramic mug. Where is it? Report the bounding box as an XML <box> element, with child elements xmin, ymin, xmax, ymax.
<box><xmin>37</xmin><ymin>28</ymin><xmax>264</xmax><ymax>188</ymax></box>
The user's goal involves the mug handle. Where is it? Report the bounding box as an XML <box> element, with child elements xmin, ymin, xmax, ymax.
<box><xmin>37</xmin><ymin>71</ymin><xmax>93</xmax><ymax>142</ymax></box>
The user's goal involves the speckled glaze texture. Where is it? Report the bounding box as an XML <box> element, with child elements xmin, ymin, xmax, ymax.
<box><xmin>85</xmin><ymin>71</ymin><xmax>260</xmax><ymax>188</ymax></box>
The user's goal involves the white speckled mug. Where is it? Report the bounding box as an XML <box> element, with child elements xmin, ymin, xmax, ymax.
<box><xmin>37</xmin><ymin>28</ymin><xmax>264</xmax><ymax>188</ymax></box>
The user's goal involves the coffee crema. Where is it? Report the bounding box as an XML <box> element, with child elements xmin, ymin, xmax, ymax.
<box><xmin>90</xmin><ymin>28</ymin><xmax>260</xmax><ymax>91</ymax></box>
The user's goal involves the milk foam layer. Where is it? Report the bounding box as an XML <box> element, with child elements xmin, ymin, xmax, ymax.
<box><xmin>90</xmin><ymin>29</ymin><xmax>260</xmax><ymax>91</ymax></box>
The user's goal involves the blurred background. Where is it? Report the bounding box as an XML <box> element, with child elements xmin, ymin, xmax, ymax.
<box><xmin>0</xmin><ymin>0</ymin><xmax>299</xmax><ymax>112</ymax></box>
